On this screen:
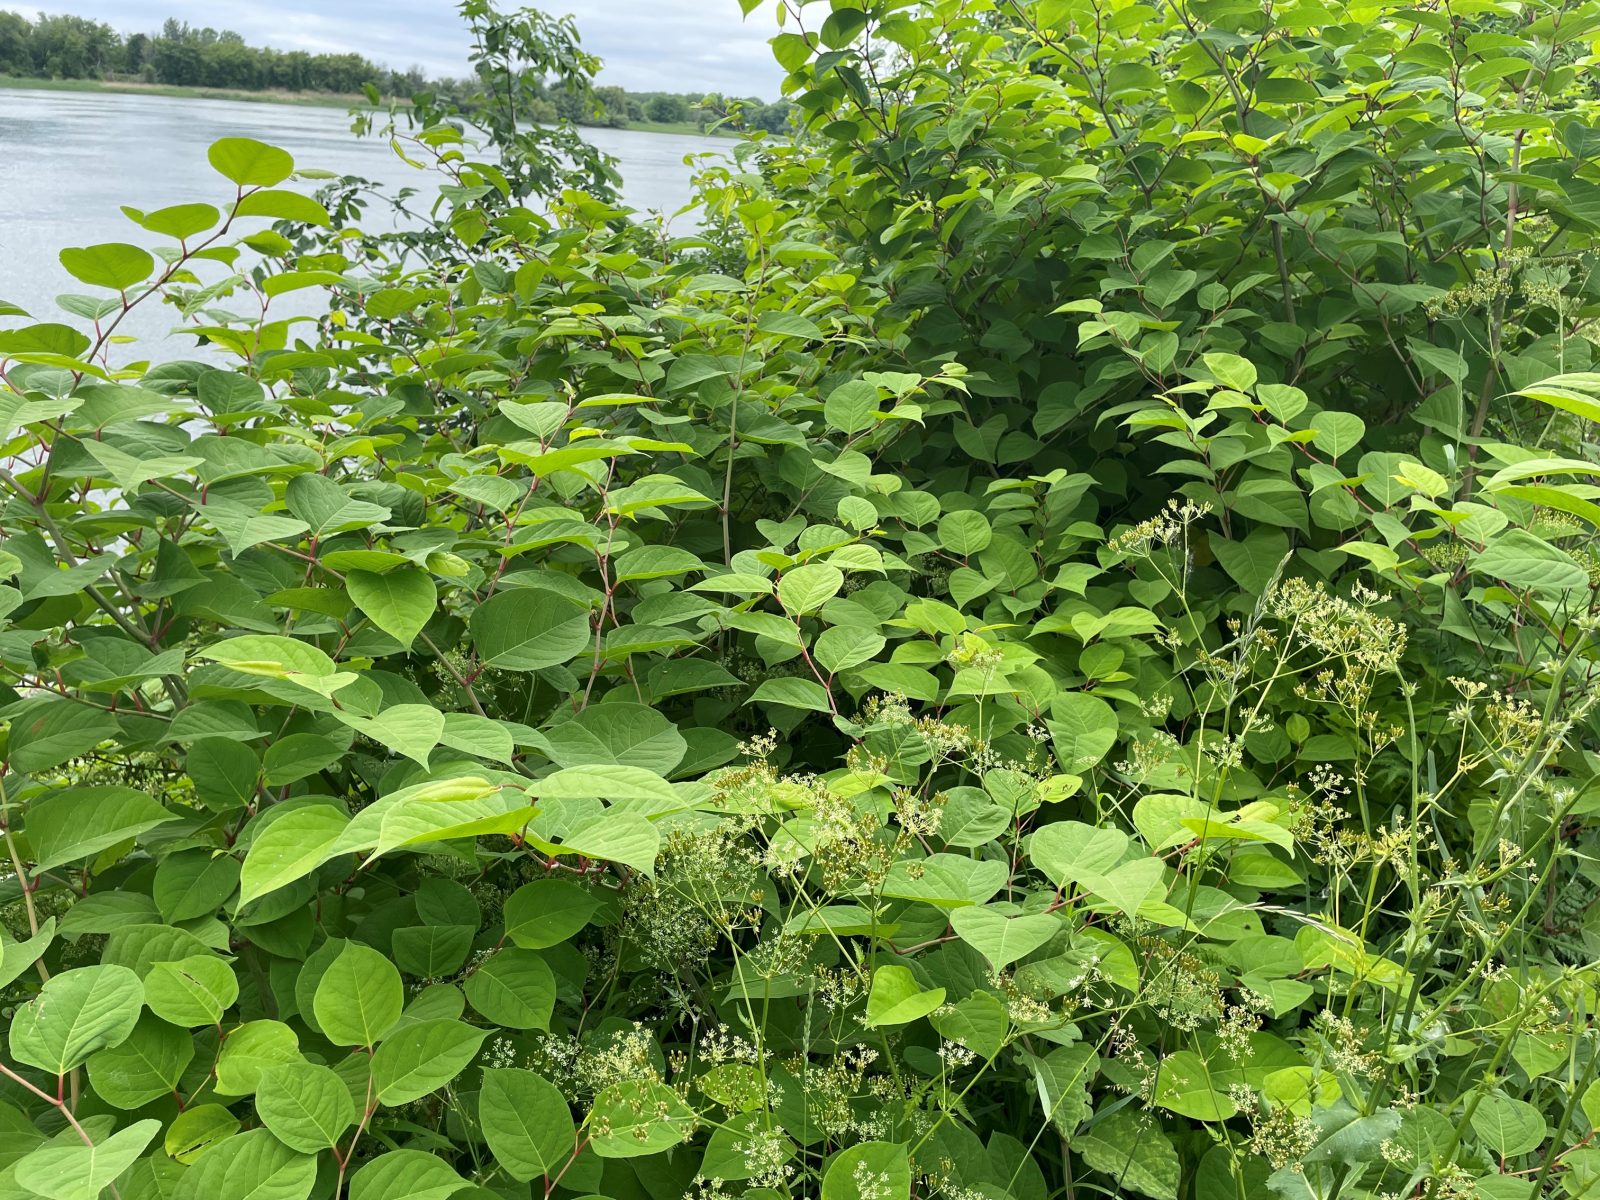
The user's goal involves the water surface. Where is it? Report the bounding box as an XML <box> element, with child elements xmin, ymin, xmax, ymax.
<box><xmin>0</xmin><ymin>87</ymin><xmax>726</xmax><ymax>351</ymax></box>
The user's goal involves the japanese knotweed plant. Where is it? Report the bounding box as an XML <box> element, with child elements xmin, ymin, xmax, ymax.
<box><xmin>5</xmin><ymin>1</ymin><xmax>1600</xmax><ymax>1199</ymax></box>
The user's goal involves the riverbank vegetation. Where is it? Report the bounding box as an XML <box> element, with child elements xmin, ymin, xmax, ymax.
<box><xmin>3</xmin><ymin>1</ymin><xmax>1600</xmax><ymax>1198</ymax></box>
<box><xmin>0</xmin><ymin>8</ymin><xmax>790</xmax><ymax>132</ymax></box>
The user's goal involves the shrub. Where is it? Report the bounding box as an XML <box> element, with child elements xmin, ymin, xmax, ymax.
<box><xmin>3</xmin><ymin>2</ymin><xmax>1600</xmax><ymax>1199</ymax></box>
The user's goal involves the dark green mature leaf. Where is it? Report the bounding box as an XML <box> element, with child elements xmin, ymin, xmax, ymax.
<box><xmin>285</xmin><ymin>473</ymin><xmax>391</xmax><ymax>535</ymax></box>
<box><xmin>541</xmin><ymin>702</ymin><xmax>686</xmax><ymax>773</ymax></box>
<box><xmin>470</xmin><ymin>588</ymin><xmax>593</xmax><ymax>670</ymax></box>
<box><xmin>9</xmin><ymin>700</ymin><xmax>119</xmax><ymax>774</ymax></box>
<box><xmin>504</xmin><ymin>879</ymin><xmax>601</xmax><ymax>949</ymax></box>
<box><xmin>86</xmin><ymin>1015</ymin><xmax>193</xmax><ymax>1109</ymax></box>
<box><xmin>1075</xmin><ymin>1109</ymin><xmax>1179</xmax><ymax>1200</ymax></box>
<box><xmin>1473</xmin><ymin>530</ymin><xmax>1590</xmax><ymax>593</ymax></box>
<box><xmin>22</xmin><ymin>785</ymin><xmax>176</xmax><ymax>873</ymax></box>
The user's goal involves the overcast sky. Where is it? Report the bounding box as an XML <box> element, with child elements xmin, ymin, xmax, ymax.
<box><xmin>11</xmin><ymin>1</ymin><xmax>786</xmax><ymax>95</ymax></box>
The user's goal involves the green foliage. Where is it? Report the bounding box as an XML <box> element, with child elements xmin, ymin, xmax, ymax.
<box><xmin>6</xmin><ymin>1</ymin><xmax>1600</xmax><ymax>1198</ymax></box>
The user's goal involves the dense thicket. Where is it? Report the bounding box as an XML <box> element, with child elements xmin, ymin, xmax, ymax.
<box><xmin>0</xmin><ymin>7</ymin><xmax>792</xmax><ymax>132</ymax></box>
<box><xmin>3</xmin><ymin>1</ymin><xmax>1600</xmax><ymax>1199</ymax></box>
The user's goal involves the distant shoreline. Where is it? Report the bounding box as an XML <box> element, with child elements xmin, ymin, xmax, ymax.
<box><xmin>0</xmin><ymin>76</ymin><xmax>740</xmax><ymax>138</ymax></box>
<box><xmin>0</xmin><ymin>74</ymin><xmax>367</xmax><ymax>108</ymax></box>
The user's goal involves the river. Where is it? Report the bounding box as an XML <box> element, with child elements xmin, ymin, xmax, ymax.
<box><xmin>0</xmin><ymin>87</ymin><xmax>729</xmax><ymax>352</ymax></box>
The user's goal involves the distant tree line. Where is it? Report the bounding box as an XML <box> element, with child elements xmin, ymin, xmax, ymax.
<box><xmin>0</xmin><ymin>13</ymin><xmax>413</xmax><ymax>94</ymax></box>
<box><xmin>0</xmin><ymin>10</ymin><xmax>792</xmax><ymax>132</ymax></box>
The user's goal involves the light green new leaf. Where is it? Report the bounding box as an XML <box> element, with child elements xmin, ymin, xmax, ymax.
<box><xmin>949</xmin><ymin>907</ymin><xmax>1060</xmax><ymax>971</ymax></box>
<box><xmin>164</xmin><ymin>1104</ymin><xmax>239</xmax><ymax>1164</ymax></box>
<box><xmin>865</xmin><ymin>966</ymin><xmax>945</xmax><ymax>1027</ymax></box>
<box><xmin>343</xmin><ymin>565</ymin><xmax>436</xmax><ymax>648</ymax></box>
<box><xmin>0</xmin><ymin>917</ymin><xmax>55</xmax><ymax>990</ymax></box>
<box><xmin>210</xmin><ymin>136</ymin><xmax>295</xmax><ymax>186</ymax></box>
<box><xmin>84</xmin><ymin>441</ymin><xmax>203</xmax><ymax>491</ymax></box>
<box><xmin>198</xmin><ymin>499</ymin><xmax>311</xmax><ymax>557</ymax></box>
<box><xmin>13</xmin><ymin>1118</ymin><xmax>160</xmax><ymax>1200</ymax></box>
<box><xmin>172</xmin><ymin>1127</ymin><xmax>316</xmax><ymax>1200</ymax></box>
<box><xmin>143</xmin><ymin>955</ymin><xmax>240</xmax><ymax>1027</ymax></box>
<box><xmin>128</xmin><ymin>201</ymin><xmax>220</xmax><ymax>239</ymax></box>
<box><xmin>238</xmin><ymin>806</ymin><xmax>350</xmax><ymax>907</ymax></box>
<box><xmin>196</xmin><ymin>634</ymin><xmax>336</xmax><ymax>678</ymax></box>
<box><xmin>930</xmin><ymin>992</ymin><xmax>1010</xmax><ymax>1061</ymax></box>
<box><xmin>335</xmin><ymin>704</ymin><xmax>445</xmax><ymax>768</ymax></box>
<box><xmin>439</xmin><ymin>712</ymin><xmax>516</xmax><ymax>763</ymax></box>
<box><xmin>1030</xmin><ymin>822</ymin><xmax>1129</xmax><ymax>889</ymax></box>
<box><xmin>214</xmin><ymin>1020</ymin><xmax>300</xmax><ymax>1096</ymax></box>
<box><xmin>479</xmin><ymin>1068</ymin><xmax>575</xmax><ymax>1180</ymax></box>
<box><xmin>778</xmin><ymin>563</ymin><xmax>844</xmax><ymax>615</ymax></box>
<box><xmin>1046</xmin><ymin>693</ymin><xmax>1119</xmax><ymax>772</ymax></box>
<box><xmin>463</xmin><ymin>948</ymin><xmax>555</xmax><ymax>1030</ymax></box>
<box><xmin>1308</xmin><ymin>410</ymin><xmax>1365</xmax><ymax>457</ymax></box>
<box><xmin>552</xmin><ymin>812</ymin><xmax>661</xmax><ymax>877</ymax></box>
<box><xmin>9</xmin><ymin>964</ymin><xmax>144</xmax><ymax>1075</ymax></box>
<box><xmin>533</xmin><ymin>764</ymin><xmax>677</xmax><ymax>804</ymax></box>
<box><xmin>372</xmin><ymin>1019</ymin><xmax>488</xmax><ymax>1106</ymax></box>
<box><xmin>1152</xmin><ymin>1049</ymin><xmax>1235</xmax><ymax>1121</ymax></box>
<box><xmin>313</xmin><ymin>942</ymin><xmax>403</xmax><ymax>1048</ymax></box>
<box><xmin>1084</xmin><ymin>857</ymin><xmax>1169</xmax><ymax>922</ymax></box>
<box><xmin>256</xmin><ymin>1062</ymin><xmax>356</xmax><ymax>1153</ymax></box>
<box><xmin>1203</xmin><ymin>352</ymin><xmax>1257</xmax><ymax>392</ymax></box>
<box><xmin>59</xmin><ymin>242</ymin><xmax>155</xmax><ymax>291</ymax></box>
<box><xmin>589</xmin><ymin>1079</ymin><xmax>698</xmax><ymax>1158</ymax></box>
<box><xmin>821</xmin><ymin>1142</ymin><xmax>911</xmax><ymax>1200</ymax></box>
<box><xmin>332</xmin><ymin>776</ymin><xmax>535</xmax><ymax>864</ymax></box>
<box><xmin>235</xmin><ymin>189</ymin><xmax>333</xmax><ymax>226</ymax></box>
<box><xmin>349</xmin><ymin>1150</ymin><xmax>470</xmax><ymax>1200</ymax></box>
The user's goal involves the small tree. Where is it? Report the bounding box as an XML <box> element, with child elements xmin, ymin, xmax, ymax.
<box><xmin>644</xmin><ymin>93</ymin><xmax>687</xmax><ymax>124</ymax></box>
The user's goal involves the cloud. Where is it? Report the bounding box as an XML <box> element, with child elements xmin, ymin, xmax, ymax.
<box><xmin>13</xmin><ymin>1</ymin><xmax>784</xmax><ymax>95</ymax></box>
